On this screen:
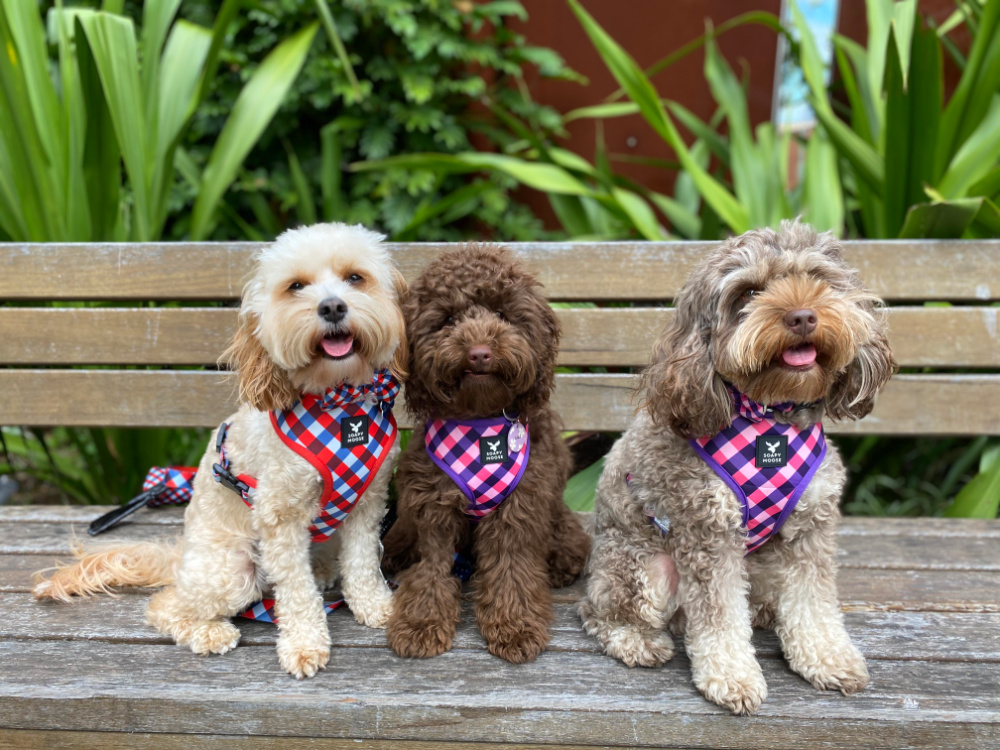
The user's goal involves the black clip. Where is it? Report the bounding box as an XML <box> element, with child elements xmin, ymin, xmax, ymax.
<box><xmin>212</xmin><ymin>463</ymin><xmax>252</xmax><ymax>499</ymax></box>
<box><xmin>215</xmin><ymin>422</ymin><xmax>228</xmax><ymax>453</ymax></box>
<box><xmin>88</xmin><ymin>484</ymin><xmax>166</xmax><ymax>536</ymax></box>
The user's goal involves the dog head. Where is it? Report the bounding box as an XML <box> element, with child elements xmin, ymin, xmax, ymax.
<box><xmin>403</xmin><ymin>244</ymin><xmax>559</xmax><ymax>419</ymax></box>
<box><xmin>640</xmin><ymin>220</ymin><xmax>896</xmax><ymax>438</ymax></box>
<box><xmin>223</xmin><ymin>222</ymin><xmax>407</xmax><ymax>411</ymax></box>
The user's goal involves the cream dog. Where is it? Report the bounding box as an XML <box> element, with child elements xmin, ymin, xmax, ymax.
<box><xmin>34</xmin><ymin>223</ymin><xmax>407</xmax><ymax>679</ymax></box>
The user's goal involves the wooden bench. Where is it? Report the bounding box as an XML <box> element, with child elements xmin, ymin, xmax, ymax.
<box><xmin>1</xmin><ymin>240</ymin><xmax>999</xmax><ymax>748</ymax></box>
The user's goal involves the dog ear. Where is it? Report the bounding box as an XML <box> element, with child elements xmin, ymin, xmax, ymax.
<box><xmin>389</xmin><ymin>266</ymin><xmax>409</xmax><ymax>380</ymax></box>
<box><xmin>221</xmin><ymin>311</ymin><xmax>298</xmax><ymax>412</ymax></box>
<box><xmin>825</xmin><ymin>310</ymin><xmax>896</xmax><ymax>421</ymax></box>
<box><xmin>639</xmin><ymin>285</ymin><xmax>731</xmax><ymax>439</ymax></box>
<box><xmin>514</xmin><ymin>290</ymin><xmax>560</xmax><ymax>415</ymax></box>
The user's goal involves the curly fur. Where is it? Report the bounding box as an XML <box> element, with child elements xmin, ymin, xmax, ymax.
<box><xmin>582</xmin><ymin>221</ymin><xmax>895</xmax><ymax>714</ymax></box>
<box><xmin>382</xmin><ymin>244</ymin><xmax>591</xmax><ymax>663</ymax></box>
<box><xmin>34</xmin><ymin>223</ymin><xmax>407</xmax><ymax>679</ymax></box>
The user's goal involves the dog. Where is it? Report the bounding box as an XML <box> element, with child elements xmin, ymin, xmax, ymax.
<box><xmin>381</xmin><ymin>244</ymin><xmax>591</xmax><ymax>663</ymax></box>
<box><xmin>33</xmin><ymin>223</ymin><xmax>407</xmax><ymax>679</ymax></box>
<box><xmin>579</xmin><ymin>221</ymin><xmax>895</xmax><ymax>714</ymax></box>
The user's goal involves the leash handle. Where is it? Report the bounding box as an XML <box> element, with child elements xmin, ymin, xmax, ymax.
<box><xmin>87</xmin><ymin>484</ymin><xmax>165</xmax><ymax>536</ymax></box>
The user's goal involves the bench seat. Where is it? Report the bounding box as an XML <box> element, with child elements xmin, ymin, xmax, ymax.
<box><xmin>1</xmin><ymin>506</ymin><xmax>998</xmax><ymax>749</ymax></box>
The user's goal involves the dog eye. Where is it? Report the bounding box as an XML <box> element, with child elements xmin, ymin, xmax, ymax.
<box><xmin>495</xmin><ymin>310</ymin><xmax>507</xmax><ymax>322</ymax></box>
<box><xmin>288</xmin><ymin>281</ymin><xmax>304</xmax><ymax>292</ymax></box>
<box><xmin>347</xmin><ymin>273</ymin><xmax>363</xmax><ymax>285</ymax></box>
<box><xmin>742</xmin><ymin>288</ymin><xmax>759</xmax><ymax>301</ymax></box>
<box><xmin>442</xmin><ymin>315</ymin><xmax>454</xmax><ymax>328</ymax></box>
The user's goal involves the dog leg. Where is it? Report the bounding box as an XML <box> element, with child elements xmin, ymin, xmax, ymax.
<box><xmin>579</xmin><ymin>532</ymin><xmax>676</xmax><ymax>668</ymax></box>
<box><xmin>255</xmin><ymin>509</ymin><xmax>331</xmax><ymax>679</ymax></box>
<box><xmin>386</xmin><ymin>503</ymin><xmax>465</xmax><ymax>658</ymax></box>
<box><xmin>677</xmin><ymin>531</ymin><xmax>767</xmax><ymax>715</ymax></box>
<box><xmin>547</xmin><ymin>500</ymin><xmax>591</xmax><ymax>588</ymax></box>
<box><xmin>310</xmin><ymin>535</ymin><xmax>341</xmax><ymax>591</ymax></box>
<box><xmin>473</xmin><ymin>502</ymin><xmax>553</xmax><ymax>664</ymax></box>
<box><xmin>758</xmin><ymin>531</ymin><xmax>870</xmax><ymax>695</ymax></box>
<box><xmin>337</xmin><ymin>464</ymin><xmax>394</xmax><ymax>629</ymax></box>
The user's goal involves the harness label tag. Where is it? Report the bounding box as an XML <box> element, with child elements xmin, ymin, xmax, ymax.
<box><xmin>479</xmin><ymin>433</ymin><xmax>509</xmax><ymax>464</ymax></box>
<box><xmin>755</xmin><ymin>435</ymin><xmax>788</xmax><ymax>467</ymax></box>
<box><xmin>341</xmin><ymin>414</ymin><xmax>370</xmax><ymax>448</ymax></box>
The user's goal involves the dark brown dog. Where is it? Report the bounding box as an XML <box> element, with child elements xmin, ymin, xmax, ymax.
<box><xmin>383</xmin><ymin>244</ymin><xmax>591</xmax><ymax>663</ymax></box>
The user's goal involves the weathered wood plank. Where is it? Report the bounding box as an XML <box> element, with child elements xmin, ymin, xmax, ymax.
<box><xmin>4</xmin><ymin>509</ymin><xmax>999</xmax><ymax>572</ymax></box>
<box><xmin>0</xmin><ymin>640</ymin><xmax>996</xmax><ymax>748</ymax></box>
<box><xmin>3</xmin><ymin>241</ymin><xmax>999</xmax><ymax>302</ymax></box>
<box><xmin>1</xmin><ymin>370</ymin><xmax>998</xmax><ymax>435</ymax></box>
<box><xmin>4</xmin><ymin>306</ymin><xmax>998</xmax><ymax>368</ymax></box>
<box><xmin>0</xmin><ymin>730</ymin><xmax>614</xmax><ymax>750</ymax></box>
<box><xmin>6</xmin><ymin>592</ymin><xmax>1000</xmax><ymax>663</ymax></box>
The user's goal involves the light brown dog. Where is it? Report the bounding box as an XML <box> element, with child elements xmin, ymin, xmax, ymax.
<box><xmin>580</xmin><ymin>221</ymin><xmax>895</xmax><ymax>714</ymax></box>
<box><xmin>34</xmin><ymin>223</ymin><xmax>407</xmax><ymax>679</ymax></box>
<box><xmin>382</xmin><ymin>245</ymin><xmax>591</xmax><ymax>663</ymax></box>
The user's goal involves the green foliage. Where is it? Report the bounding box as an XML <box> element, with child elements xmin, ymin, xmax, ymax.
<box><xmin>359</xmin><ymin>5</ymin><xmax>842</xmax><ymax>240</ymax></box>
<box><xmin>0</xmin><ymin>0</ymin><xmax>316</xmax><ymax>242</ymax></box>
<box><xmin>790</xmin><ymin>0</ymin><xmax>1000</xmax><ymax>239</ymax></box>
<box><xmin>174</xmin><ymin>0</ymin><xmax>578</xmax><ymax>241</ymax></box>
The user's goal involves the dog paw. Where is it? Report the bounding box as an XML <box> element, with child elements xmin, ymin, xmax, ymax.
<box><xmin>312</xmin><ymin>564</ymin><xmax>340</xmax><ymax>592</ymax></box>
<box><xmin>695</xmin><ymin>664</ymin><xmax>768</xmax><ymax>715</ymax></box>
<box><xmin>482</xmin><ymin>620</ymin><xmax>550</xmax><ymax>664</ymax></box>
<box><xmin>187</xmin><ymin>620</ymin><xmax>241</xmax><ymax>656</ymax></box>
<box><xmin>387</xmin><ymin>615</ymin><xmax>455</xmax><ymax>658</ymax></box>
<box><xmin>603</xmin><ymin>625</ymin><xmax>674</xmax><ymax>668</ymax></box>
<box><xmin>792</xmin><ymin>645</ymin><xmax>870</xmax><ymax>695</ymax></box>
<box><xmin>351</xmin><ymin>588</ymin><xmax>394</xmax><ymax>629</ymax></box>
<box><xmin>276</xmin><ymin>635</ymin><xmax>330</xmax><ymax>679</ymax></box>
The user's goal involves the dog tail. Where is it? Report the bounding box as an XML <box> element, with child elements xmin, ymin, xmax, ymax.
<box><xmin>32</xmin><ymin>539</ymin><xmax>181</xmax><ymax>602</ymax></box>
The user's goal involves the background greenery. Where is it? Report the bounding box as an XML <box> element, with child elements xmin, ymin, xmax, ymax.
<box><xmin>2</xmin><ymin>0</ymin><xmax>997</xmax><ymax>519</ymax></box>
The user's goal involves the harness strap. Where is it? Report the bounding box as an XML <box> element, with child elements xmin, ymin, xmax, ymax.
<box><xmin>212</xmin><ymin>422</ymin><xmax>257</xmax><ymax>507</ymax></box>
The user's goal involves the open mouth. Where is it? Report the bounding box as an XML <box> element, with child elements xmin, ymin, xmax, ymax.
<box><xmin>778</xmin><ymin>343</ymin><xmax>817</xmax><ymax>371</ymax></box>
<box><xmin>319</xmin><ymin>332</ymin><xmax>355</xmax><ymax>360</ymax></box>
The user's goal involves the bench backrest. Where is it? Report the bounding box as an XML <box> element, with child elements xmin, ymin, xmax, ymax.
<box><xmin>2</xmin><ymin>241</ymin><xmax>998</xmax><ymax>436</ymax></box>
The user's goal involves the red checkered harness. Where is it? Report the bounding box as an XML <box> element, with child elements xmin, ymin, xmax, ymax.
<box><xmin>214</xmin><ymin>370</ymin><xmax>399</xmax><ymax>542</ymax></box>
<box><xmin>688</xmin><ymin>385</ymin><xmax>826</xmax><ymax>553</ymax></box>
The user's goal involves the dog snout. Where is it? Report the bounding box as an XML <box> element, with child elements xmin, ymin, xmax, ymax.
<box><xmin>784</xmin><ymin>308</ymin><xmax>817</xmax><ymax>336</ymax></box>
<box><xmin>468</xmin><ymin>345</ymin><xmax>493</xmax><ymax>368</ymax></box>
<box><xmin>318</xmin><ymin>297</ymin><xmax>348</xmax><ymax>324</ymax></box>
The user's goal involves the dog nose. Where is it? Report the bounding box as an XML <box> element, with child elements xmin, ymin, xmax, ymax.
<box><xmin>468</xmin><ymin>345</ymin><xmax>493</xmax><ymax>367</ymax></box>
<box><xmin>784</xmin><ymin>308</ymin><xmax>817</xmax><ymax>336</ymax></box>
<box><xmin>318</xmin><ymin>297</ymin><xmax>348</xmax><ymax>324</ymax></box>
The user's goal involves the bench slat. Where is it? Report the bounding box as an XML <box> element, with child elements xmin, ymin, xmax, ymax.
<box><xmin>3</xmin><ymin>306</ymin><xmax>998</xmax><ymax>368</ymax></box>
<box><xmin>1</xmin><ymin>370</ymin><xmax>997</xmax><ymax>435</ymax></box>
<box><xmin>6</xmin><ymin>594</ymin><xmax>1000</xmax><ymax>662</ymax></box>
<box><xmin>0</xmin><ymin>639</ymin><xmax>995</xmax><ymax>747</ymax></box>
<box><xmin>3</xmin><ymin>241</ymin><xmax>999</xmax><ymax>301</ymax></box>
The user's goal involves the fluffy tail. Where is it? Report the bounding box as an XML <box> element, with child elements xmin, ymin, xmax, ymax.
<box><xmin>32</xmin><ymin>539</ymin><xmax>181</xmax><ymax>602</ymax></box>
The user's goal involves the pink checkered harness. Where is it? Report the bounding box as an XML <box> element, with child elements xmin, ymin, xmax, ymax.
<box><xmin>689</xmin><ymin>386</ymin><xmax>826</xmax><ymax>553</ymax></box>
<box><xmin>425</xmin><ymin>414</ymin><xmax>529</xmax><ymax>519</ymax></box>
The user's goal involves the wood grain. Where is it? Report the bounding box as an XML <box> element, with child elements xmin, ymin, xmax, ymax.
<box><xmin>4</xmin><ymin>306</ymin><xmax>998</xmax><ymax>368</ymax></box>
<box><xmin>3</xmin><ymin>240</ymin><xmax>999</xmax><ymax>301</ymax></box>
<box><xmin>1</xmin><ymin>370</ymin><xmax>998</xmax><ymax>434</ymax></box>
<box><xmin>5</xmin><ymin>593</ymin><xmax>1000</xmax><ymax>662</ymax></box>
<box><xmin>0</xmin><ymin>639</ymin><xmax>996</xmax><ymax>748</ymax></box>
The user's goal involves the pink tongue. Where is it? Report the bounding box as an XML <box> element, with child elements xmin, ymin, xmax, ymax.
<box><xmin>321</xmin><ymin>334</ymin><xmax>353</xmax><ymax>357</ymax></box>
<box><xmin>782</xmin><ymin>344</ymin><xmax>817</xmax><ymax>367</ymax></box>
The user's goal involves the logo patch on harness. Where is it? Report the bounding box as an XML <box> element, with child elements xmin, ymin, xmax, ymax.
<box><xmin>341</xmin><ymin>414</ymin><xmax>370</xmax><ymax>448</ymax></box>
<box><xmin>755</xmin><ymin>435</ymin><xmax>788</xmax><ymax>467</ymax></box>
<box><xmin>479</xmin><ymin>433</ymin><xmax>508</xmax><ymax>464</ymax></box>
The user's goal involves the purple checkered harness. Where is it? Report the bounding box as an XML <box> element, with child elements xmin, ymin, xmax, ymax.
<box><xmin>688</xmin><ymin>385</ymin><xmax>826</xmax><ymax>553</ymax></box>
<box><xmin>424</xmin><ymin>413</ymin><xmax>529</xmax><ymax>520</ymax></box>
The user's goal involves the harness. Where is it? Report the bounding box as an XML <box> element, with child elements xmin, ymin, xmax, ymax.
<box><xmin>689</xmin><ymin>385</ymin><xmax>826</xmax><ymax>553</ymax></box>
<box><xmin>214</xmin><ymin>369</ymin><xmax>400</xmax><ymax>542</ymax></box>
<box><xmin>425</xmin><ymin>413</ymin><xmax>529</xmax><ymax>519</ymax></box>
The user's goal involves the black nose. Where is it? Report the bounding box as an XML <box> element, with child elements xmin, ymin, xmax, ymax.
<box><xmin>784</xmin><ymin>308</ymin><xmax>817</xmax><ymax>336</ymax></box>
<box><xmin>318</xmin><ymin>297</ymin><xmax>348</xmax><ymax>324</ymax></box>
